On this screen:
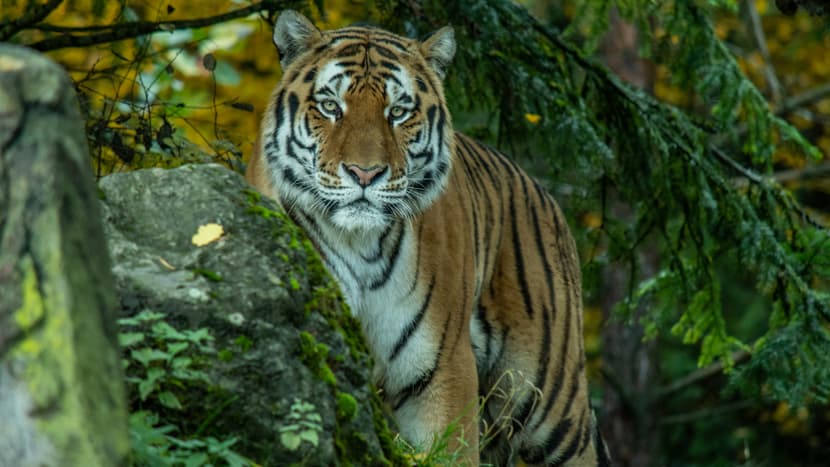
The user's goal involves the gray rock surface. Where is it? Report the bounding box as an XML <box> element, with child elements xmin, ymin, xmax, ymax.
<box><xmin>100</xmin><ymin>164</ymin><xmax>400</xmax><ymax>466</ymax></box>
<box><xmin>0</xmin><ymin>44</ymin><xmax>130</xmax><ymax>467</ymax></box>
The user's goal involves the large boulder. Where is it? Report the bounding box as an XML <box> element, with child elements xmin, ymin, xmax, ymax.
<box><xmin>0</xmin><ymin>44</ymin><xmax>130</xmax><ymax>466</ymax></box>
<box><xmin>99</xmin><ymin>163</ymin><xmax>403</xmax><ymax>466</ymax></box>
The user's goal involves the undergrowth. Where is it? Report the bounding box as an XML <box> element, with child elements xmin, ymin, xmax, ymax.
<box><xmin>118</xmin><ymin>309</ymin><xmax>251</xmax><ymax>467</ymax></box>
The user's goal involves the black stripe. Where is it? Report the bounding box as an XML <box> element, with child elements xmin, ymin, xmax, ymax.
<box><xmin>531</xmin><ymin>305</ymin><xmax>552</xmax><ymax>417</ymax></box>
<box><xmin>335</xmin><ymin>43</ymin><xmax>363</xmax><ymax>57</ymax></box>
<box><xmin>374</xmin><ymin>37</ymin><xmax>408</xmax><ymax>51</ymax></box>
<box><xmin>458</xmin><ymin>145</ymin><xmax>480</xmax><ymax>192</ymax></box>
<box><xmin>303</xmin><ymin>114</ymin><xmax>313</xmax><ymax>141</ymax></box>
<box><xmin>398</xmin><ymin>94</ymin><xmax>414</xmax><ymax>104</ymax></box>
<box><xmin>282</xmin><ymin>167</ymin><xmax>299</xmax><ymax>186</ymax></box>
<box><xmin>379</xmin><ymin>60</ymin><xmax>400</xmax><ymax>71</ymax></box>
<box><xmin>416</xmin><ymin>78</ymin><xmax>427</xmax><ymax>92</ymax></box>
<box><xmin>293</xmin><ymin>211</ymin><xmax>363</xmax><ymax>287</ymax></box>
<box><xmin>389</xmin><ymin>276</ymin><xmax>435</xmax><ymax>361</ymax></box>
<box><xmin>328</xmin><ymin>34</ymin><xmax>368</xmax><ymax>43</ymax></box>
<box><xmin>530</xmin><ymin>276</ymin><xmax>573</xmax><ymax>432</ymax></box>
<box><xmin>303</xmin><ymin>67</ymin><xmax>317</xmax><ymax>83</ymax></box>
<box><xmin>426</xmin><ymin>105</ymin><xmax>437</xmax><ymax>132</ymax></box>
<box><xmin>509</xmin><ymin>188</ymin><xmax>534</xmax><ymax>318</ymax></box>
<box><xmin>469</xmin><ymin>140</ymin><xmax>501</xmax><ymax>188</ymax></box>
<box><xmin>271</xmin><ymin>89</ymin><xmax>286</xmax><ymax>139</ymax></box>
<box><xmin>392</xmin><ymin>310</ymin><xmax>452</xmax><ymax>410</ymax></box>
<box><xmin>577</xmin><ymin>411</ymin><xmax>592</xmax><ymax>457</ymax></box>
<box><xmin>404</xmin><ymin>222</ymin><xmax>426</xmax><ymax>298</ymax></box>
<box><xmin>379</xmin><ymin>71</ymin><xmax>402</xmax><ymax>86</ymax></box>
<box><xmin>435</xmin><ymin>107</ymin><xmax>447</xmax><ymax>153</ymax></box>
<box><xmin>520</xmin><ymin>418</ymin><xmax>572</xmax><ymax>463</ymax></box>
<box><xmin>559</xmin><ymin>371</ymin><xmax>581</xmax><ymax>424</ymax></box>
<box><xmin>372</xmin><ymin>44</ymin><xmax>399</xmax><ymax>60</ymax></box>
<box><xmin>476</xmin><ymin>306</ymin><xmax>493</xmax><ymax>370</ymax></box>
<box><xmin>362</xmin><ymin>224</ymin><xmax>393</xmax><ymax>262</ymax></box>
<box><xmin>549</xmin><ymin>419</ymin><xmax>583</xmax><ymax>467</ymax></box>
<box><xmin>287</xmin><ymin>92</ymin><xmax>299</xmax><ymax>122</ymax></box>
<box><xmin>493</xmin><ymin>327</ymin><xmax>508</xmax><ymax>368</ymax></box>
<box><xmin>460</xmin><ymin>141</ymin><xmax>485</xmax><ymax>192</ymax></box>
<box><xmin>409</xmin><ymin>174</ymin><xmax>434</xmax><ymax>194</ymax></box>
<box><xmin>368</xmin><ymin>222</ymin><xmax>405</xmax><ymax>290</ymax></box>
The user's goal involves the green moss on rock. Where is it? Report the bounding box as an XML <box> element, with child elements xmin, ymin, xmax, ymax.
<box><xmin>244</xmin><ymin>189</ymin><xmax>408</xmax><ymax>465</ymax></box>
<box><xmin>336</xmin><ymin>392</ymin><xmax>358</xmax><ymax>422</ymax></box>
<box><xmin>299</xmin><ymin>331</ymin><xmax>337</xmax><ymax>387</ymax></box>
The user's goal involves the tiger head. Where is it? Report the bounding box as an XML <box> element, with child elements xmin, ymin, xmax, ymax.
<box><xmin>260</xmin><ymin>11</ymin><xmax>456</xmax><ymax>232</ymax></box>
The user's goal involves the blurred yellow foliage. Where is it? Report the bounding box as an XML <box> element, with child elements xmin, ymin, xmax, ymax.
<box><xmin>26</xmin><ymin>0</ymin><xmax>381</xmax><ymax>175</ymax></box>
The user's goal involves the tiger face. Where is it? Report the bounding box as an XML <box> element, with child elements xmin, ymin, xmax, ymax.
<box><xmin>260</xmin><ymin>11</ymin><xmax>456</xmax><ymax>232</ymax></box>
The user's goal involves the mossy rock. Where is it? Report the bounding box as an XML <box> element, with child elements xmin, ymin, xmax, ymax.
<box><xmin>0</xmin><ymin>44</ymin><xmax>129</xmax><ymax>467</ymax></box>
<box><xmin>99</xmin><ymin>164</ymin><xmax>405</xmax><ymax>466</ymax></box>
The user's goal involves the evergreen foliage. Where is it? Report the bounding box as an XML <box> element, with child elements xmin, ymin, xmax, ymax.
<box><xmin>385</xmin><ymin>0</ymin><xmax>830</xmax><ymax>406</ymax></box>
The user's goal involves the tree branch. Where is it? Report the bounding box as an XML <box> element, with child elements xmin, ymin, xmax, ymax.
<box><xmin>659</xmin><ymin>399</ymin><xmax>754</xmax><ymax>425</ymax></box>
<box><xmin>25</xmin><ymin>0</ymin><xmax>289</xmax><ymax>52</ymax></box>
<box><xmin>771</xmin><ymin>161</ymin><xmax>830</xmax><ymax>184</ymax></box>
<box><xmin>778</xmin><ymin>82</ymin><xmax>830</xmax><ymax>114</ymax></box>
<box><xmin>656</xmin><ymin>350</ymin><xmax>750</xmax><ymax>400</ymax></box>
<box><xmin>0</xmin><ymin>0</ymin><xmax>64</xmax><ymax>42</ymax></box>
<box><xmin>745</xmin><ymin>0</ymin><xmax>783</xmax><ymax>104</ymax></box>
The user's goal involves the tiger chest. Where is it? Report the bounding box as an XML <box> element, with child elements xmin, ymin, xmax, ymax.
<box><xmin>313</xmin><ymin>222</ymin><xmax>440</xmax><ymax>395</ymax></box>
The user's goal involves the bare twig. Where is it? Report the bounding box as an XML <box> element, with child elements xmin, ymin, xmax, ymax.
<box><xmin>0</xmin><ymin>0</ymin><xmax>64</xmax><ymax>41</ymax></box>
<box><xmin>745</xmin><ymin>0</ymin><xmax>783</xmax><ymax>104</ymax></box>
<box><xmin>659</xmin><ymin>400</ymin><xmax>754</xmax><ymax>425</ymax></box>
<box><xmin>656</xmin><ymin>350</ymin><xmax>751</xmax><ymax>400</ymax></box>
<box><xmin>778</xmin><ymin>82</ymin><xmax>830</xmax><ymax>114</ymax></box>
<box><xmin>771</xmin><ymin>161</ymin><xmax>830</xmax><ymax>184</ymax></box>
<box><xmin>25</xmin><ymin>0</ymin><xmax>287</xmax><ymax>52</ymax></box>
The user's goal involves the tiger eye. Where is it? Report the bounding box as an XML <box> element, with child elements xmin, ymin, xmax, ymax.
<box><xmin>389</xmin><ymin>106</ymin><xmax>407</xmax><ymax>119</ymax></box>
<box><xmin>320</xmin><ymin>100</ymin><xmax>340</xmax><ymax>115</ymax></box>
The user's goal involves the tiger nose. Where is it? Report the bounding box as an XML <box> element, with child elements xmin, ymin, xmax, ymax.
<box><xmin>344</xmin><ymin>164</ymin><xmax>387</xmax><ymax>187</ymax></box>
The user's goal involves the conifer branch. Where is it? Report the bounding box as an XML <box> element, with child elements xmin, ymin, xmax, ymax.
<box><xmin>711</xmin><ymin>146</ymin><xmax>828</xmax><ymax>230</ymax></box>
<box><xmin>24</xmin><ymin>0</ymin><xmax>288</xmax><ymax>52</ymax></box>
<box><xmin>0</xmin><ymin>0</ymin><xmax>63</xmax><ymax>41</ymax></box>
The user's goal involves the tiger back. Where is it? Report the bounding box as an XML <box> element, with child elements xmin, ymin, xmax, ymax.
<box><xmin>246</xmin><ymin>10</ymin><xmax>610</xmax><ymax>466</ymax></box>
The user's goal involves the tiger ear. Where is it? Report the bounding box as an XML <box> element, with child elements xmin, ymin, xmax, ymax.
<box><xmin>273</xmin><ymin>10</ymin><xmax>322</xmax><ymax>68</ymax></box>
<box><xmin>420</xmin><ymin>26</ymin><xmax>455</xmax><ymax>79</ymax></box>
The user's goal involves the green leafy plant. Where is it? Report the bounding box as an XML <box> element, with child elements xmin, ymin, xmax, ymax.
<box><xmin>279</xmin><ymin>399</ymin><xmax>323</xmax><ymax>451</ymax></box>
<box><xmin>118</xmin><ymin>309</ymin><xmax>251</xmax><ymax>466</ymax></box>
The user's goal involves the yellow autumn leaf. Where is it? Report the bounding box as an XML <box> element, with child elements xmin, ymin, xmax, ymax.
<box><xmin>524</xmin><ymin>113</ymin><xmax>542</xmax><ymax>125</ymax></box>
<box><xmin>192</xmin><ymin>223</ymin><xmax>224</xmax><ymax>246</ymax></box>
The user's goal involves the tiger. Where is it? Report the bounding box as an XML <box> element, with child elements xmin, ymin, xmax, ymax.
<box><xmin>245</xmin><ymin>10</ymin><xmax>611</xmax><ymax>466</ymax></box>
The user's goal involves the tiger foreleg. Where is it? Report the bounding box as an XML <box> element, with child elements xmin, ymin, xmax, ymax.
<box><xmin>391</xmin><ymin>338</ymin><xmax>481</xmax><ymax>466</ymax></box>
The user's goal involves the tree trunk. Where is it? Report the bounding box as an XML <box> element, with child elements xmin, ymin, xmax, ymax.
<box><xmin>598</xmin><ymin>9</ymin><xmax>661</xmax><ymax>467</ymax></box>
